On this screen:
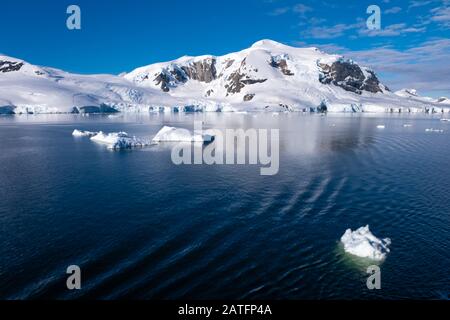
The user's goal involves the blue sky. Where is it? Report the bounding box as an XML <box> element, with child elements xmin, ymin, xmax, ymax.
<box><xmin>1</xmin><ymin>0</ymin><xmax>449</xmax><ymax>96</ymax></box>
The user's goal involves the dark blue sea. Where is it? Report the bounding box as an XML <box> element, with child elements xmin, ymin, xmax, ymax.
<box><xmin>0</xmin><ymin>113</ymin><xmax>449</xmax><ymax>299</ymax></box>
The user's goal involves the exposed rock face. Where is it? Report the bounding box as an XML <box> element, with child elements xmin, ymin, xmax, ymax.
<box><xmin>225</xmin><ymin>70</ymin><xmax>267</xmax><ymax>94</ymax></box>
<box><xmin>169</xmin><ymin>67</ymin><xmax>188</xmax><ymax>83</ymax></box>
<box><xmin>154</xmin><ymin>72</ymin><xmax>171</xmax><ymax>92</ymax></box>
<box><xmin>318</xmin><ymin>60</ymin><xmax>384</xmax><ymax>94</ymax></box>
<box><xmin>0</xmin><ymin>60</ymin><xmax>24</xmax><ymax>73</ymax></box>
<box><xmin>149</xmin><ymin>58</ymin><xmax>217</xmax><ymax>92</ymax></box>
<box><xmin>181</xmin><ymin>58</ymin><xmax>217</xmax><ymax>83</ymax></box>
<box><xmin>243</xmin><ymin>93</ymin><xmax>255</xmax><ymax>101</ymax></box>
<box><xmin>270</xmin><ymin>57</ymin><xmax>294</xmax><ymax>76</ymax></box>
<box><xmin>225</xmin><ymin>59</ymin><xmax>267</xmax><ymax>95</ymax></box>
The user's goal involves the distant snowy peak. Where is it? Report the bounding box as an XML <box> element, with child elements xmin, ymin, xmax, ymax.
<box><xmin>395</xmin><ymin>88</ymin><xmax>419</xmax><ymax>98</ymax></box>
<box><xmin>124</xmin><ymin>40</ymin><xmax>388</xmax><ymax>102</ymax></box>
<box><xmin>437</xmin><ymin>97</ymin><xmax>450</xmax><ymax>105</ymax></box>
<box><xmin>395</xmin><ymin>88</ymin><xmax>449</xmax><ymax>104</ymax></box>
<box><xmin>0</xmin><ymin>55</ymin><xmax>48</xmax><ymax>77</ymax></box>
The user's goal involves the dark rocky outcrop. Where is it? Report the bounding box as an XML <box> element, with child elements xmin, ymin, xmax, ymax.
<box><xmin>225</xmin><ymin>71</ymin><xmax>246</xmax><ymax>94</ymax></box>
<box><xmin>154</xmin><ymin>72</ymin><xmax>171</xmax><ymax>92</ymax></box>
<box><xmin>270</xmin><ymin>58</ymin><xmax>294</xmax><ymax>76</ymax></box>
<box><xmin>152</xmin><ymin>59</ymin><xmax>217</xmax><ymax>92</ymax></box>
<box><xmin>319</xmin><ymin>60</ymin><xmax>384</xmax><ymax>94</ymax></box>
<box><xmin>225</xmin><ymin>59</ymin><xmax>267</xmax><ymax>95</ymax></box>
<box><xmin>181</xmin><ymin>58</ymin><xmax>217</xmax><ymax>83</ymax></box>
<box><xmin>243</xmin><ymin>93</ymin><xmax>255</xmax><ymax>101</ymax></box>
<box><xmin>0</xmin><ymin>60</ymin><xmax>24</xmax><ymax>73</ymax></box>
<box><xmin>169</xmin><ymin>67</ymin><xmax>188</xmax><ymax>83</ymax></box>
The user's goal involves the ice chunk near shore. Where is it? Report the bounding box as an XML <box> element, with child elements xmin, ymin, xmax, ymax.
<box><xmin>425</xmin><ymin>128</ymin><xmax>444</xmax><ymax>133</ymax></box>
<box><xmin>152</xmin><ymin>126</ymin><xmax>214</xmax><ymax>143</ymax></box>
<box><xmin>90</xmin><ymin>131</ymin><xmax>152</xmax><ymax>149</ymax></box>
<box><xmin>72</xmin><ymin>129</ymin><xmax>98</xmax><ymax>137</ymax></box>
<box><xmin>341</xmin><ymin>225</ymin><xmax>391</xmax><ymax>261</ymax></box>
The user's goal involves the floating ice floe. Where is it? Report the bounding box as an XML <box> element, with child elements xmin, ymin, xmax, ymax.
<box><xmin>90</xmin><ymin>131</ymin><xmax>152</xmax><ymax>149</ymax></box>
<box><xmin>107</xmin><ymin>114</ymin><xmax>123</xmax><ymax>119</ymax></box>
<box><xmin>152</xmin><ymin>126</ymin><xmax>214</xmax><ymax>143</ymax></box>
<box><xmin>425</xmin><ymin>128</ymin><xmax>444</xmax><ymax>133</ymax></box>
<box><xmin>440</xmin><ymin>118</ymin><xmax>450</xmax><ymax>122</ymax></box>
<box><xmin>72</xmin><ymin>129</ymin><xmax>98</xmax><ymax>137</ymax></box>
<box><xmin>376</xmin><ymin>125</ymin><xmax>386</xmax><ymax>129</ymax></box>
<box><xmin>340</xmin><ymin>225</ymin><xmax>391</xmax><ymax>261</ymax></box>
<box><xmin>403</xmin><ymin>124</ymin><xmax>412</xmax><ymax>128</ymax></box>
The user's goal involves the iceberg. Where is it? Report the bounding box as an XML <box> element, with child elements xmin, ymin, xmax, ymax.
<box><xmin>72</xmin><ymin>129</ymin><xmax>98</xmax><ymax>137</ymax></box>
<box><xmin>425</xmin><ymin>128</ymin><xmax>444</xmax><ymax>133</ymax></box>
<box><xmin>376</xmin><ymin>125</ymin><xmax>386</xmax><ymax>129</ymax></box>
<box><xmin>340</xmin><ymin>225</ymin><xmax>391</xmax><ymax>261</ymax></box>
<box><xmin>152</xmin><ymin>126</ymin><xmax>214</xmax><ymax>143</ymax></box>
<box><xmin>90</xmin><ymin>131</ymin><xmax>152</xmax><ymax>149</ymax></box>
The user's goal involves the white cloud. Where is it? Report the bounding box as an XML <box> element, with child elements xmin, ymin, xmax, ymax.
<box><xmin>293</xmin><ymin>4</ymin><xmax>313</xmax><ymax>15</ymax></box>
<box><xmin>430</xmin><ymin>6</ymin><xmax>450</xmax><ymax>27</ymax></box>
<box><xmin>268</xmin><ymin>7</ymin><xmax>290</xmax><ymax>16</ymax></box>
<box><xmin>408</xmin><ymin>1</ymin><xmax>433</xmax><ymax>9</ymax></box>
<box><xmin>267</xmin><ymin>3</ymin><xmax>313</xmax><ymax>16</ymax></box>
<box><xmin>385</xmin><ymin>6</ymin><xmax>402</xmax><ymax>14</ymax></box>
<box><xmin>359</xmin><ymin>23</ymin><xmax>426</xmax><ymax>37</ymax></box>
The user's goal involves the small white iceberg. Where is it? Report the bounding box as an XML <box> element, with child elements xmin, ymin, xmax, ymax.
<box><xmin>90</xmin><ymin>131</ymin><xmax>152</xmax><ymax>149</ymax></box>
<box><xmin>108</xmin><ymin>114</ymin><xmax>123</xmax><ymax>119</ymax></box>
<box><xmin>376</xmin><ymin>125</ymin><xmax>386</xmax><ymax>129</ymax></box>
<box><xmin>340</xmin><ymin>225</ymin><xmax>391</xmax><ymax>261</ymax></box>
<box><xmin>72</xmin><ymin>129</ymin><xmax>98</xmax><ymax>137</ymax></box>
<box><xmin>440</xmin><ymin>118</ymin><xmax>450</xmax><ymax>122</ymax></box>
<box><xmin>403</xmin><ymin>124</ymin><xmax>412</xmax><ymax>128</ymax></box>
<box><xmin>425</xmin><ymin>128</ymin><xmax>444</xmax><ymax>133</ymax></box>
<box><xmin>152</xmin><ymin>126</ymin><xmax>214</xmax><ymax>143</ymax></box>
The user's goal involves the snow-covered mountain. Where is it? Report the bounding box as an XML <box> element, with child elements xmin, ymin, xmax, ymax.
<box><xmin>1</xmin><ymin>40</ymin><xmax>449</xmax><ymax>114</ymax></box>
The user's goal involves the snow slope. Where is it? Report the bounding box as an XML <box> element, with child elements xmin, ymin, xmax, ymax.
<box><xmin>1</xmin><ymin>40</ymin><xmax>449</xmax><ymax>114</ymax></box>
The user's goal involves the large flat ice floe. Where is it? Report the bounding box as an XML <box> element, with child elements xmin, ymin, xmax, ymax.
<box><xmin>340</xmin><ymin>225</ymin><xmax>391</xmax><ymax>261</ymax></box>
<box><xmin>152</xmin><ymin>126</ymin><xmax>214</xmax><ymax>143</ymax></box>
<box><xmin>90</xmin><ymin>131</ymin><xmax>153</xmax><ymax>149</ymax></box>
<box><xmin>72</xmin><ymin>129</ymin><xmax>98</xmax><ymax>137</ymax></box>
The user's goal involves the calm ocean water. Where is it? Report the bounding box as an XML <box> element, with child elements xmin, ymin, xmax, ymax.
<box><xmin>0</xmin><ymin>113</ymin><xmax>449</xmax><ymax>300</ymax></box>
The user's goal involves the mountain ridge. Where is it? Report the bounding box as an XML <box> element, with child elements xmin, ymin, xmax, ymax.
<box><xmin>1</xmin><ymin>40</ymin><xmax>449</xmax><ymax>114</ymax></box>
